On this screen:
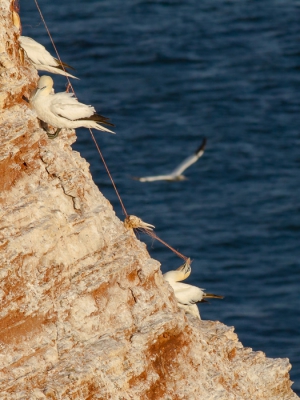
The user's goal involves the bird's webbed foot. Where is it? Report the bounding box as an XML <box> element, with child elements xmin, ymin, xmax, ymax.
<box><xmin>46</xmin><ymin>128</ymin><xmax>61</xmax><ymax>139</ymax></box>
<box><xmin>39</xmin><ymin>120</ymin><xmax>61</xmax><ymax>139</ymax></box>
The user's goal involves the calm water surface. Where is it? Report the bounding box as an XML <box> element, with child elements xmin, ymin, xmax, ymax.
<box><xmin>21</xmin><ymin>0</ymin><xmax>300</xmax><ymax>393</ymax></box>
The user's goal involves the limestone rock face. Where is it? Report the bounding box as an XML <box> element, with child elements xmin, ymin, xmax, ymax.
<box><xmin>0</xmin><ymin>2</ymin><xmax>298</xmax><ymax>399</ymax></box>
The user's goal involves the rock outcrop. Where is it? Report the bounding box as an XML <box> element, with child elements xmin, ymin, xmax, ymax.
<box><xmin>0</xmin><ymin>2</ymin><xmax>298</xmax><ymax>399</ymax></box>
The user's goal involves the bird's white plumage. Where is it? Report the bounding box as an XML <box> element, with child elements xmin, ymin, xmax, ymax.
<box><xmin>171</xmin><ymin>150</ymin><xmax>204</xmax><ymax>176</ymax></box>
<box><xmin>19</xmin><ymin>36</ymin><xmax>58</xmax><ymax>66</ymax></box>
<box><xmin>30</xmin><ymin>76</ymin><xmax>114</xmax><ymax>133</ymax></box>
<box><xmin>138</xmin><ymin>174</ymin><xmax>178</xmax><ymax>182</ymax></box>
<box><xmin>49</xmin><ymin>93</ymin><xmax>95</xmax><ymax>121</ymax></box>
<box><xmin>135</xmin><ymin>138</ymin><xmax>207</xmax><ymax>182</ymax></box>
<box><xmin>19</xmin><ymin>36</ymin><xmax>78</xmax><ymax>79</ymax></box>
<box><xmin>163</xmin><ymin>258</ymin><xmax>223</xmax><ymax>319</ymax></box>
<box><xmin>167</xmin><ymin>281</ymin><xmax>207</xmax><ymax>305</ymax></box>
<box><xmin>177</xmin><ymin>303</ymin><xmax>201</xmax><ymax>319</ymax></box>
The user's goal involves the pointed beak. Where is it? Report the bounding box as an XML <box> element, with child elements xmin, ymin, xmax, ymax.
<box><xmin>177</xmin><ymin>258</ymin><xmax>191</xmax><ymax>275</ymax></box>
<box><xmin>31</xmin><ymin>86</ymin><xmax>47</xmax><ymax>100</ymax></box>
<box><xmin>31</xmin><ymin>86</ymin><xmax>46</xmax><ymax>101</ymax></box>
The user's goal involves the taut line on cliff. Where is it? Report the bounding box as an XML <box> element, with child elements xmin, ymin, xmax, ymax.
<box><xmin>33</xmin><ymin>0</ymin><xmax>127</xmax><ymax>216</ymax></box>
<box><xmin>32</xmin><ymin>0</ymin><xmax>188</xmax><ymax>262</ymax></box>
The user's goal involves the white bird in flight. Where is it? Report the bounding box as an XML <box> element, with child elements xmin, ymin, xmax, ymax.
<box><xmin>30</xmin><ymin>76</ymin><xmax>114</xmax><ymax>139</ymax></box>
<box><xmin>19</xmin><ymin>36</ymin><xmax>78</xmax><ymax>79</ymax></box>
<box><xmin>163</xmin><ymin>258</ymin><xmax>223</xmax><ymax>319</ymax></box>
<box><xmin>134</xmin><ymin>138</ymin><xmax>207</xmax><ymax>182</ymax></box>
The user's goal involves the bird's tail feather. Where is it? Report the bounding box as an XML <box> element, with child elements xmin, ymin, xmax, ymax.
<box><xmin>35</xmin><ymin>64</ymin><xmax>79</xmax><ymax>79</ymax></box>
<box><xmin>93</xmin><ymin>124</ymin><xmax>115</xmax><ymax>134</ymax></box>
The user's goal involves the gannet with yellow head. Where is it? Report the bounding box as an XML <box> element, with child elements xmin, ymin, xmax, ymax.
<box><xmin>30</xmin><ymin>76</ymin><xmax>114</xmax><ymax>139</ymax></box>
<box><xmin>163</xmin><ymin>258</ymin><xmax>223</xmax><ymax>319</ymax></box>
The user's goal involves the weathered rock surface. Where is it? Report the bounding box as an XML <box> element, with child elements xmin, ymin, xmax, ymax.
<box><xmin>0</xmin><ymin>1</ymin><xmax>298</xmax><ymax>399</ymax></box>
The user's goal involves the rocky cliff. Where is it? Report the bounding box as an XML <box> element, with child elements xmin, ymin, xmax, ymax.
<box><xmin>0</xmin><ymin>1</ymin><xmax>298</xmax><ymax>399</ymax></box>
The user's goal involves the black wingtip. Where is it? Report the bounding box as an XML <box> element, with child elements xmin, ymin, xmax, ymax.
<box><xmin>79</xmin><ymin>113</ymin><xmax>115</xmax><ymax>127</ymax></box>
<box><xmin>54</xmin><ymin>58</ymin><xmax>76</xmax><ymax>71</ymax></box>
<box><xmin>195</xmin><ymin>137</ymin><xmax>207</xmax><ymax>155</ymax></box>
<box><xmin>204</xmin><ymin>293</ymin><xmax>224</xmax><ymax>300</ymax></box>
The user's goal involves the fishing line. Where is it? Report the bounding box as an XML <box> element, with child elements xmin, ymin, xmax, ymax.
<box><xmin>32</xmin><ymin>0</ymin><xmax>188</xmax><ymax>261</ymax></box>
<box><xmin>141</xmin><ymin>229</ymin><xmax>188</xmax><ymax>261</ymax></box>
<box><xmin>33</xmin><ymin>0</ymin><xmax>127</xmax><ymax>217</ymax></box>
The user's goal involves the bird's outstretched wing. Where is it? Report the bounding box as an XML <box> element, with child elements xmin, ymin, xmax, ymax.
<box><xmin>133</xmin><ymin>175</ymin><xmax>175</xmax><ymax>182</ymax></box>
<box><xmin>170</xmin><ymin>138</ymin><xmax>207</xmax><ymax>177</ymax></box>
<box><xmin>134</xmin><ymin>138</ymin><xmax>207</xmax><ymax>182</ymax></box>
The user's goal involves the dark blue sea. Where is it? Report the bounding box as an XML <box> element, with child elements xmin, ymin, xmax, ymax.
<box><xmin>20</xmin><ymin>0</ymin><xmax>300</xmax><ymax>394</ymax></box>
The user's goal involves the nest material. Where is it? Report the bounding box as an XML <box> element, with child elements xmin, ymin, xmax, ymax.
<box><xmin>124</xmin><ymin>215</ymin><xmax>155</xmax><ymax>231</ymax></box>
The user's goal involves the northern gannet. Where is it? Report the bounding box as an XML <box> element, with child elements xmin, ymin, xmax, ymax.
<box><xmin>30</xmin><ymin>76</ymin><xmax>114</xmax><ymax>139</ymax></box>
<box><xmin>134</xmin><ymin>138</ymin><xmax>207</xmax><ymax>182</ymax></box>
<box><xmin>19</xmin><ymin>36</ymin><xmax>78</xmax><ymax>79</ymax></box>
<box><xmin>163</xmin><ymin>258</ymin><xmax>223</xmax><ymax>319</ymax></box>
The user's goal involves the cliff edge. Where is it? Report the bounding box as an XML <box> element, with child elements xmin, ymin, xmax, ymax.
<box><xmin>0</xmin><ymin>1</ymin><xmax>298</xmax><ymax>399</ymax></box>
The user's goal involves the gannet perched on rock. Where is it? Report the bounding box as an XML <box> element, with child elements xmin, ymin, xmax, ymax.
<box><xmin>134</xmin><ymin>138</ymin><xmax>207</xmax><ymax>182</ymax></box>
<box><xmin>19</xmin><ymin>36</ymin><xmax>78</xmax><ymax>79</ymax></box>
<box><xmin>163</xmin><ymin>258</ymin><xmax>223</xmax><ymax>319</ymax></box>
<box><xmin>30</xmin><ymin>76</ymin><xmax>114</xmax><ymax>139</ymax></box>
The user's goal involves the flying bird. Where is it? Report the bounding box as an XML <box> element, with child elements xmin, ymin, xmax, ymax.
<box><xmin>134</xmin><ymin>138</ymin><xmax>207</xmax><ymax>182</ymax></box>
<box><xmin>19</xmin><ymin>36</ymin><xmax>78</xmax><ymax>79</ymax></box>
<box><xmin>163</xmin><ymin>258</ymin><xmax>223</xmax><ymax>319</ymax></box>
<box><xmin>30</xmin><ymin>76</ymin><xmax>114</xmax><ymax>139</ymax></box>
